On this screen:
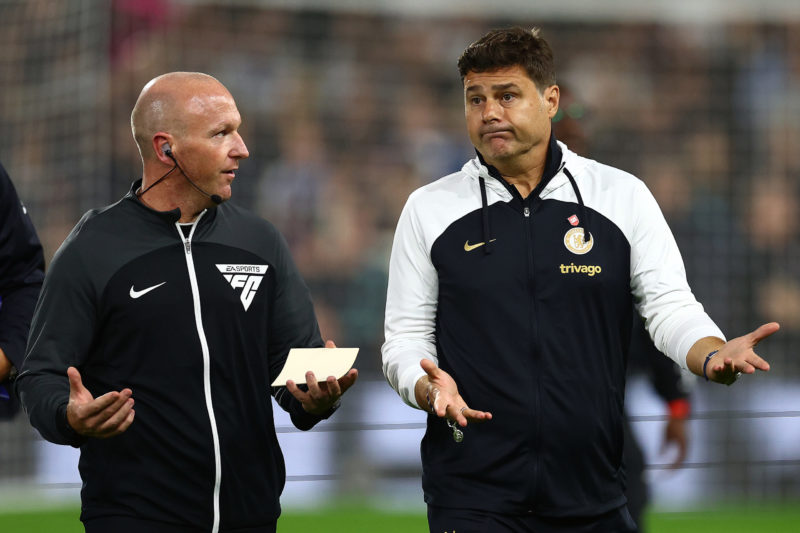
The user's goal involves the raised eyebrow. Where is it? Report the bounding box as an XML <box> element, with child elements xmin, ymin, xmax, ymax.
<box><xmin>465</xmin><ymin>82</ymin><xmax>520</xmax><ymax>94</ymax></box>
<box><xmin>492</xmin><ymin>83</ymin><xmax>520</xmax><ymax>92</ymax></box>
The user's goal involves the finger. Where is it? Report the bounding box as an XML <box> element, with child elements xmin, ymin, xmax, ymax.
<box><xmin>96</xmin><ymin>398</ymin><xmax>135</xmax><ymax>436</ymax></box>
<box><xmin>285</xmin><ymin>380</ymin><xmax>309</xmax><ymax>403</ymax></box>
<box><xmin>324</xmin><ymin>375</ymin><xmax>342</xmax><ymax>399</ymax></box>
<box><xmin>79</xmin><ymin>390</ymin><xmax>129</xmax><ymax>418</ymax></box>
<box><xmin>749</xmin><ymin>322</ymin><xmax>780</xmax><ymax>345</ymax></box>
<box><xmin>445</xmin><ymin>403</ymin><xmax>467</xmax><ymax>425</ymax></box>
<box><xmin>115</xmin><ymin>409</ymin><xmax>136</xmax><ymax>435</ymax></box>
<box><xmin>104</xmin><ymin>408</ymin><xmax>136</xmax><ymax>438</ymax></box>
<box><xmin>461</xmin><ymin>406</ymin><xmax>493</xmax><ymax>425</ymax></box>
<box><xmin>85</xmin><ymin>391</ymin><xmax>133</xmax><ymax>426</ymax></box>
<box><xmin>337</xmin><ymin>369</ymin><xmax>359</xmax><ymax>394</ymax></box>
<box><xmin>325</xmin><ymin>339</ymin><xmax>337</xmax><ymax>349</ymax></box>
<box><xmin>305</xmin><ymin>372</ymin><xmax>323</xmax><ymax>399</ymax></box>
<box><xmin>745</xmin><ymin>352</ymin><xmax>770</xmax><ymax>372</ymax></box>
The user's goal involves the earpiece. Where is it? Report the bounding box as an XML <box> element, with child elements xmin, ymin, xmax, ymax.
<box><xmin>161</xmin><ymin>144</ymin><xmax>173</xmax><ymax>158</ymax></box>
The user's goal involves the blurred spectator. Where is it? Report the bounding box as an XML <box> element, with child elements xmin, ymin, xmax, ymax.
<box><xmin>0</xmin><ymin>161</ymin><xmax>44</xmax><ymax>419</ymax></box>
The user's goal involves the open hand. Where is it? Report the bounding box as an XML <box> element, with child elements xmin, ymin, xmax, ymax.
<box><xmin>66</xmin><ymin>366</ymin><xmax>135</xmax><ymax>438</ymax></box>
<box><xmin>420</xmin><ymin>358</ymin><xmax>492</xmax><ymax>427</ymax></box>
<box><xmin>707</xmin><ymin>322</ymin><xmax>779</xmax><ymax>385</ymax></box>
<box><xmin>286</xmin><ymin>340</ymin><xmax>358</xmax><ymax>415</ymax></box>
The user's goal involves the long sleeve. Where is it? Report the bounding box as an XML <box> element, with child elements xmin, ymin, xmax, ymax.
<box><xmin>266</xmin><ymin>228</ymin><xmax>327</xmax><ymax>430</ymax></box>
<box><xmin>0</xmin><ymin>163</ymin><xmax>45</xmax><ymax>372</ymax></box>
<box><xmin>16</xmin><ymin>217</ymin><xmax>97</xmax><ymax>446</ymax></box>
<box><xmin>628</xmin><ymin>180</ymin><xmax>725</xmax><ymax>369</ymax></box>
<box><xmin>381</xmin><ymin>194</ymin><xmax>439</xmax><ymax>409</ymax></box>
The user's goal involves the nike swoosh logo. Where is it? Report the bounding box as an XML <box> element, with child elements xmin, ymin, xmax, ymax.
<box><xmin>464</xmin><ymin>239</ymin><xmax>497</xmax><ymax>252</ymax></box>
<box><xmin>129</xmin><ymin>282</ymin><xmax>166</xmax><ymax>299</ymax></box>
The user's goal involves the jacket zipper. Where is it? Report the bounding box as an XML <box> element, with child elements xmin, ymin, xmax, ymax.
<box><xmin>523</xmin><ymin>200</ymin><xmax>542</xmax><ymax>512</ymax></box>
<box><xmin>177</xmin><ymin>212</ymin><xmax>223</xmax><ymax>533</ymax></box>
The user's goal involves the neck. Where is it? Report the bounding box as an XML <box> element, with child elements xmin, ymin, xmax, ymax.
<box><xmin>497</xmin><ymin>165</ymin><xmax>544</xmax><ymax>199</ymax></box>
<box><xmin>485</xmin><ymin>143</ymin><xmax>548</xmax><ymax>199</ymax></box>
<box><xmin>139</xmin><ymin>170</ymin><xmax>209</xmax><ymax>222</ymax></box>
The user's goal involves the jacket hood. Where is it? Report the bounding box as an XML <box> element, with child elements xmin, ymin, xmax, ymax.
<box><xmin>460</xmin><ymin>136</ymin><xmax>593</xmax><ymax>254</ymax></box>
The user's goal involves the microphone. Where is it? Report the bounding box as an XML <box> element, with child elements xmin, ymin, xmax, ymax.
<box><xmin>163</xmin><ymin>145</ymin><xmax>222</xmax><ymax>205</ymax></box>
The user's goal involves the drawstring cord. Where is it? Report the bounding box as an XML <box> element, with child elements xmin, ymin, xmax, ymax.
<box><xmin>478</xmin><ymin>176</ymin><xmax>493</xmax><ymax>255</ymax></box>
<box><xmin>563</xmin><ymin>167</ymin><xmax>591</xmax><ymax>243</ymax></box>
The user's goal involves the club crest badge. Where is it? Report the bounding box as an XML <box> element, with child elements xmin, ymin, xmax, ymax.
<box><xmin>563</xmin><ymin>227</ymin><xmax>594</xmax><ymax>255</ymax></box>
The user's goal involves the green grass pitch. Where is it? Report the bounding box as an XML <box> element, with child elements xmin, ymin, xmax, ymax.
<box><xmin>1</xmin><ymin>504</ymin><xmax>798</xmax><ymax>532</ymax></box>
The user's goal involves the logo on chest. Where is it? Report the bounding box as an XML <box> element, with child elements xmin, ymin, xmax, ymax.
<box><xmin>216</xmin><ymin>264</ymin><xmax>269</xmax><ymax>311</ymax></box>
<box><xmin>563</xmin><ymin>227</ymin><xmax>594</xmax><ymax>255</ymax></box>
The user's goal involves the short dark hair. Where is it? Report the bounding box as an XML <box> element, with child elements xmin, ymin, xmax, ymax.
<box><xmin>457</xmin><ymin>27</ymin><xmax>556</xmax><ymax>90</ymax></box>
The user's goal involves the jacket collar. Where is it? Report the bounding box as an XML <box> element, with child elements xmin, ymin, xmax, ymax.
<box><xmin>469</xmin><ymin>133</ymin><xmax>565</xmax><ymax>197</ymax></box>
<box><xmin>125</xmin><ymin>179</ymin><xmax>189</xmax><ymax>224</ymax></box>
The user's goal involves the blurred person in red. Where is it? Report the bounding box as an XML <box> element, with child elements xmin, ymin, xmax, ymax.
<box><xmin>382</xmin><ymin>27</ymin><xmax>778</xmax><ymax>533</ymax></box>
<box><xmin>17</xmin><ymin>72</ymin><xmax>357</xmax><ymax>533</ymax></box>
<box><xmin>0</xmin><ymin>161</ymin><xmax>44</xmax><ymax>419</ymax></box>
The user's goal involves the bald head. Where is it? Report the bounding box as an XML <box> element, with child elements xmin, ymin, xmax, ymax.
<box><xmin>131</xmin><ymin>72</ymin><xmax>230</xmax><ymax>161</ymax></box>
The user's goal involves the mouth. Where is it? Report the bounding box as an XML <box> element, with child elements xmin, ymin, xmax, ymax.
<box><xmin>481</xmin><ymin>128</ymin><xmax>512</xmax><ymax>138</ymax></box>
<box><xmin>222</xmin><ymin>169</ymin><xmax>237</xmax><ymax>178</ymax></box>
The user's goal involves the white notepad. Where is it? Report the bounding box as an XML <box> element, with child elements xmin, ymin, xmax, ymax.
<box><xmin>270</xmin><ymin>347</ymin><xmax>359</xmax><ymax>386</ymax></box>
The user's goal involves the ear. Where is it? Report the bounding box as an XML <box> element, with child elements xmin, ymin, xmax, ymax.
<box><xmin>544</xmin><ymin>85</ymin><xmax>560</xmax><ymax>119</ymax></box>
<box><xmin>152</xmin><ymin>133</ymin><xmax>173</xmax><ymax>165</ymax></box>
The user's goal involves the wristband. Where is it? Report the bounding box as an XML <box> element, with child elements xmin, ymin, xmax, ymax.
<box><xmin>702</xmin><ymin>350</ymin><xmax>719</xmax><ymax>381</ymax></box>
<box><xmin>425</xmin><ymin>387</ymin><xmax>437</xmax><ymax>414</ymax></box>
<box><xmin>668</xmin><ymin>398</ymin><xmax>691</xmax><ymax>419</ymax></box>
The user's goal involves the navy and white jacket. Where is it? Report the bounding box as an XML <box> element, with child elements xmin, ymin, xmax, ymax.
<box><xmin>382</xmin><ymin>138</ymin><xmax>723</xmax><ymax>516</ymax></box>
<box><xmin>0</xmin><ymin>162</ymin><xmax>44</xmax><ymax>417</ymax></box>
<box><xmin>18</xmin><ymin>182</ymin><xmax>328</xmax><ymax>532</ymax></box>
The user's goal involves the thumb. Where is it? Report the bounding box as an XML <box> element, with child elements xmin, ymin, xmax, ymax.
<box><xmin>325</xmin><ymin>339</ymin><xmax>337</xmax><ymax>348</ymax></box>
<box><xmin>420</xmin><ymin>358</ymin><xmax>438</xmax><ymax>377</ymax></box>
<box><xmin>749</xmin><ymin>322</ymin><xmax>780</xmax><ymax>345</ymax></box>
<box><xmin>67</xmin><ymin>366</ymin><xmax>86</xmax><ymax>397</ymax></box>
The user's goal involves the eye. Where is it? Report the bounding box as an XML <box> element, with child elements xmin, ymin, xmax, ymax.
<box><xmin>469</xmin><ymin>96</ymin><xmax>483</xmax><ymax>105</ymax></box>
<box><xmin>502</xmin><ymin>93</ymin><xmax>516</xmax><ymax>102</ymax></box>
<box><xmin>214</xmin><ymin>131</ymin><xmax>226</xmax><ymax>138</ymax></box>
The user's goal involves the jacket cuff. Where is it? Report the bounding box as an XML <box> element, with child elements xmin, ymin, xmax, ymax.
<box><xmin>290</xmin><ymin>400</ymin><xmax>340</xmax><ymax>431</ymax></box>
<box><xmin>57</xmin><ymin>403</ymin><xmax>87</xmax><ymax>448</ymax></box>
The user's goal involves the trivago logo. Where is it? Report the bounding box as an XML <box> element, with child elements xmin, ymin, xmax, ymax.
<box><xmin>559</xmin><ymin>263</ymin><xmax>602</xmax><ymax>276</ymax></box>
<box><xmin>216</xmin><ymin>264</ymin><xmax>268</xmax><ymax>310</ymax></box>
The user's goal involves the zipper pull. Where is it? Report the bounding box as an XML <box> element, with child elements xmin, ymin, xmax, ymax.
<box><xmin>524</xmin><ymin>206</ymin><xmax>530</xmax><ymax>217</ymax></box>
<box><xmin>184</xmin><ymin>240</ymin><xmax>191</xmax><ymax>254</ymax></box>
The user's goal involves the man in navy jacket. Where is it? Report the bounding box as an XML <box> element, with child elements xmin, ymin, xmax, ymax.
<box><xmin>0</xmin><ymin>161</ymin><xmax>44</xmax><ymax>419</ymax></box>
<box><xmin>382</xmin><ymin>27</ymin><xmax>778</xmax><ymax>533</ymax></box>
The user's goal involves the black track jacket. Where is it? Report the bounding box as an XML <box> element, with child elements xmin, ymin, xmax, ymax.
<box><xmin>382</xmin><ymin>138</ymin><xmax>723</xmax><ymax>517</ymax></box>
<box><xmin>18</xmin><ymin>182</ymin><xmax>326</xmax><ymax>531</ymax></box>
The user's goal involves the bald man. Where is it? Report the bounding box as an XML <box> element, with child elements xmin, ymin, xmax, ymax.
<box><xmin>17</xmin><ymin>72</ymin><xmax>357</xmax><ymax>533</ymax></box>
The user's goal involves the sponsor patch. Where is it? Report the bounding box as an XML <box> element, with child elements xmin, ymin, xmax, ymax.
<box><xmin>559</xmin><ymin>263</ymin><xmax>602</xmax><ymax>276</ymax></box>
<box><xmin>216</xmin><ymin>264</ymin><xmax>269</xmax><ymax>310</ymax></box>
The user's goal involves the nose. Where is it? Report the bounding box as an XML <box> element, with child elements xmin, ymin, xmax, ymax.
<box><xmin>482</xmin><ymin>98</ymin><xmax>502</xmax><ymax>122</ymax></box>
<box><xmin>231</xmin><ymin>132</ymin><xmax>249</xmax><ymax>159</ymax></box>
